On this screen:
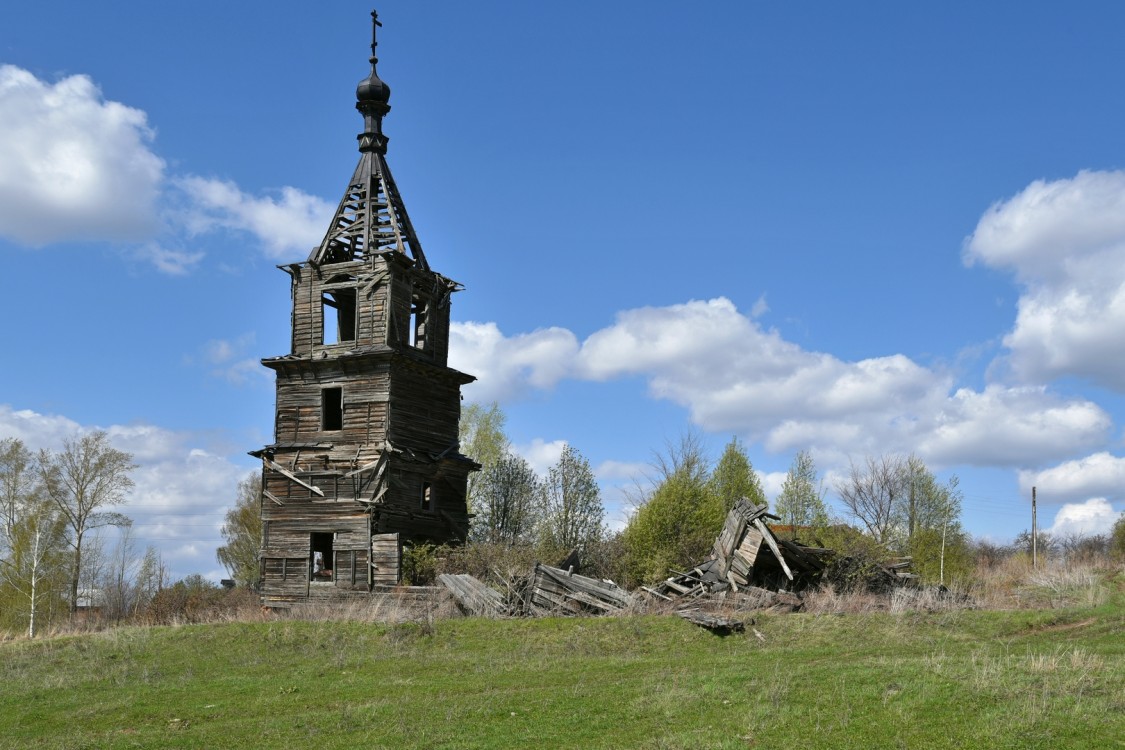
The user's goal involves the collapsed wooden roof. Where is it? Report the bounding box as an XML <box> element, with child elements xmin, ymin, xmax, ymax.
<box><xmin>436</xmin><ymin>498</ymin><xmax>918</xmax><ymax>619</ymax></box>
<box><xmin>643</xmin><ymin>499</ymin><xmax>832</xmax><ymax>600</ymax></box>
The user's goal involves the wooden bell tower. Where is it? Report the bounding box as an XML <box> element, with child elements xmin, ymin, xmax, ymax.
<box><xmin>254</xmin><ymin>11</ymin><xmax>477</xmax><ymax>604</ymax></box>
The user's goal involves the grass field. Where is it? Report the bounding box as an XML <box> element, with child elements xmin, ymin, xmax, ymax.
<box><xmin>1</xmin><ymin>573</ymin><xmax>1122</xmax><ymax>749</ymax></box>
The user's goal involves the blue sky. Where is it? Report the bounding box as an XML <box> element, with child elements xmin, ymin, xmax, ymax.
<box><xmin>3</xmin><ymin>2</ymin><xmax>1124</xmax><ymax>580</ymax></box>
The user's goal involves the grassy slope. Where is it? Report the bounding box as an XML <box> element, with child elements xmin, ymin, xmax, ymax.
<box><xmin>1</xmin><ymin>589</ymin><xmax>1122</xmax><ymax>749</ymax></box>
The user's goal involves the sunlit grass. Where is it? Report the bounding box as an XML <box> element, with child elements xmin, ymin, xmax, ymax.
<box><xmin>1</xmin><ymin>577</ymin><xmax>1122</xmax><ymax>750</ymax></box>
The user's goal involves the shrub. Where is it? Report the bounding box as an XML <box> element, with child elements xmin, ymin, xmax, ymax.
<box><xmin>141</xmin><ymin>576</ymin><xmax>261</xmax><ymax>624</ymax></box>
<box><xmin>1111</xmin><ymin>514</ymin><xmax>1125</xmax><ymax>562</ymax></box>
<box><xmin>400</xmin><ymin>543</ymin><xmax>449</xmax><ymax>586</ymax></box>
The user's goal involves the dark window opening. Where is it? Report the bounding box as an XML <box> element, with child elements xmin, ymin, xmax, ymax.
<box><xmin>322</xmin><ymin>387</ymin><xmax>343</xmax><ymax>431</ymax></box>
<box><xmin>322</xmin><ymin>289</ymin><xmax>357</xmax><ymax>344</ymax></box>
<box><xmin>410</xmin><ymin>294</ymin><xmax>428</xmax><ymax>350</ymax></box>
<box><xmin>421</xmin><ymin>482</ymin><xmax>433</xmax><ymax>512</ymax></box>
<box><xmin>311</xmin><ymin>532</ymin><xmax>334</xmax><ymax>582</ymax></box>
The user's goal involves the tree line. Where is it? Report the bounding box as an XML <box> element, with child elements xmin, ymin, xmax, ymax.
<box><xmin>2</xmin><ymin>432</ymin><xmax>265</xmax><ymax>638</ymax></box>
<box><xmin>410</xmin><ymin>404</ymin><xmax>982</xmax><ymax>589</ymax></box>
<box><xmin>0</xmin><ymin>433</ymin><xmax>156</xmax><ymax>637</ymax></box>
<box><xmin>449</xmin><ymin>404</ymin><xmax>1125</xmax><ymax>590</ymax></box>
<box><xmin>12</xmin><ymin>406</ymin><xmax>1120</xmax><ymax>637</ymax></box>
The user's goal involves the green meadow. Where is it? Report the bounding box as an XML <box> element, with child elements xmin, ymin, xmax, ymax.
<box><xmin>2</xmin><ymin>575</ymin><xmax>1122</xmax><ymax>750</ymax></box>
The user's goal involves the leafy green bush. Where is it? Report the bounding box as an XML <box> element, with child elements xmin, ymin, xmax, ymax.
<box><xmin>400</xmin><ymin>543</ymin><xmax>449</xmax><ymax>586</ymax></box>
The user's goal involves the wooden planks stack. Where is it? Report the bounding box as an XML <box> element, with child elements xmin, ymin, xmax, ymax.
<box><xmin>527</xmin><ymin>564</ymin><xmax>633</xmax><ymax>616</ymax></box>
<box><xmin>435</xmin><ymin>566</ymin><xmax>633</xmax><ymax>618</ymax></box>
<box><xmin>436</xmin><ymin>573</ymin><xmax>507</xmax><ymax>617</ymax></box>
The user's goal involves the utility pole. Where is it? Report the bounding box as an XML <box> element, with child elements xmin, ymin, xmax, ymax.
<box><xmin>1031</xmin><ymin>486</ymin><xmax>1037</xmax><ymax>569</ymax></box>
<box><xmin>908</xmin><ymin>472</ymin><xmax>916</xmax><ymax>543</ymax></box>
<box><xmin>939</xmin><ymin>517</ymin><xmax>947</xmax><ymax>587</ymax></box>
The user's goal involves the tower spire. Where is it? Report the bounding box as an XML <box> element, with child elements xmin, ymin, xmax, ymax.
<box><xmin>356</xmin><ymin>9</ymin><xmax>390</xmax><ymax>154</ymax></box>
<box><xmin>311</xmin><ymin>9</ymin><xmax>428</xmax><ymax>270</ymax></box>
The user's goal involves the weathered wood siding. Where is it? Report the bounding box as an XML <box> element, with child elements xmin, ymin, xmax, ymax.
<box><xmin>259</xmin><ymin>222</ymin><xmax>475</xmax><ymax>601</ymax></box>
<box><xmin>273</xmin><ymin>361</ymin><xmax>392</xmax><ymax>449</ymax></box>
<box><xmin>387</xmin><ymin>360</ymin><xmax>462</xmax><ymax>452</ymax></box>
<box><xmin>371</xmin><ymin>533</ymin><xmax>401</xmax><ymax>585</ymax></box>
<box><xmin>290</xmin><ymin>259</ymin><xmax>398</xmax><ymax>357</ymax></box>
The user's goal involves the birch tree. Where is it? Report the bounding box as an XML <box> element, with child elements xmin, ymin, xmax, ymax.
<box><xmin>37</xmin><ymin>431</ymin><xmax>135</xmax><ymax>613</ymax></box>
<box><xmin>459</xmin><ymin>402</ymin><xmax>509</xmax><ymax>513</ymax></box>
<box><xmin>0</xmin><ymin>498</ymin><xmax>67</xmax><ymax>638</ymax></box>
<box><xmin>774</xmin><ymin>450</ymin><xmax>828</xmax><ymax>540</ymax></box>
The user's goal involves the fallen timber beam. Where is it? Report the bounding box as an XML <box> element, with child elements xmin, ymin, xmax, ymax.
<box><xmin>752</xmin><ymin>517</ymin><xmax>794</xmax><ymax>581</ymax></box>
<box><xmin>345</xmin><ymin>458</ymin><xmax>382</xmax><ymax>478</ymax></box>
<box><xmin>264</xmin><ymin>458</ymin><xmax>325</xmax><ymax>497</ymax></box>
<box><xmin>676</xmin><ymin>608</ymin><xmax>747</xmax><ymax>635</ymax></box>
<box><xmin>437</xmin><ymin>574</ymin><xmax>505</xmax><ymax>617</ymax></box>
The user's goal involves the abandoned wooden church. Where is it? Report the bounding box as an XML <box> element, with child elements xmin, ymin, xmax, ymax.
<box><xmin>252</xmin><ymin>12</ymin><xmax>478</xmax><ymax>605</ymax></box>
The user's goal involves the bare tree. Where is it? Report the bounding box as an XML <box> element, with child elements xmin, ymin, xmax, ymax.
<box><xmin>1055</xmin><ymin>531</ymin><xmax>1109</xmax><ymax>564</ymax></box>
<box><xmin>835</xmin><ymin>454</ymin><xmax>909</xmax><ymax>545</ymax></box>
<box><xmin>99</xmin><ymin>526</ymin><xmax>151</xmax><ymax>622</ymax></box>
<box><xmin>37</xmin><ymin>431</ymin><xmax>136</xmax><ymax>614</ymax></box>
<box><xmin>650</xmin><ymin>430</ymin><xmax>710</xmax><ymax>486</ymax></box>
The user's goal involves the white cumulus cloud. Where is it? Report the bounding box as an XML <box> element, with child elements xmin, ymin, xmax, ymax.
<box><xmin>450</xmin><ymin>321</ymin><xmax>579</xmax><ymax>403</ymax></box>
<box><xmin>189</xmin><ymin>334</ymin><xmax>269</xmax><ymax>386</ymax></box>
<box><xmin>917</xmin><ymin>385</ymin><xmax>1110</xmax><ymax>467</ymax></box>
<box><xmin>512</xmin><ymin>438</ymin><xmax>568</xmax><ymax>477</ymax></box>
<box><xmin>0</xmin><ymin>65</ymin><xmax>164</xmax><ymax>245</ymax></box>
<box><xmin>1046</xmin><ymin>498</ymin><xmax>1121</xmax><ymax>537</ymax></box>
<box><xmin>137</xmin><ymin>243</ymin><xmax>205</xmax><ymax>275</ymax></box>
<box><xmin>966</xmin><ymin>169</ymin><xmax>1125</xmax><ymax>390</ymax></box>
<box><xmin>175</xmin><ymin>176</ymin><xmax>334</xmax><ymax>259</ymax></box>
<box><xmin>1019</xmin><ymin>452</ymin><xmax>1125</xmax><ymax>505</ymax></box>
<box><xmin>450</xmin><ymin>297</ymin><xmax>1110</xmax><ymax>469</ymax></box>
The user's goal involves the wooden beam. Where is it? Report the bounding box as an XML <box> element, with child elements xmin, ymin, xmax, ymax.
<box><xmin>264</xmin><ymin>458</ymin><xmax>325</xmax><ymax>497</ymax></box>
<box><xmin>345</xmin><ymin>458</ymin><xmax>382</xmax><ymax>478</ymax></box>
<box><xmin>752</xmin><ymin>518</ymin><xmax>793</xmax><ymax>581</ymax></box>
<box><xmin>263</xmin><ymin>489</ymin><xmax>284</xmax><ymax>506</ymax></box>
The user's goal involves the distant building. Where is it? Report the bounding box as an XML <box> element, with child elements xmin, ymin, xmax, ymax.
<box><xmin>73</xmin><ymin>588</ymin><xmax>104</xmax><ymax>615</ymax></box>
<box><xmin>253</xmin><ymin>12</ymin><xmax>478</xmax><ymax>606</ymax></box>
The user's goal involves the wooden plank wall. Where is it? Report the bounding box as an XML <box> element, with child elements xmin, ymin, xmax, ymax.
<box><xmin>387</xmin><ymin>362</ymin><xmax>462</xmax><ymax>452</ymax></box>
<box><xmin>291</xmin><ymin>259</ymin><xmax>393</xmax><ymax>357</ymax></box>
<box><xmin>274</xmin><ymin>363</ymin><xmax>391</xmax><ymax>448</ymax></box>
<box><xmin>261</xmin><ymin>250</ymin><xmax>475</xmax><ymax>598</ymax></box>
<box><xmin>371</xmin><ymin>533</ymin><xmax>401</xmax><ymax>585</ymax></box>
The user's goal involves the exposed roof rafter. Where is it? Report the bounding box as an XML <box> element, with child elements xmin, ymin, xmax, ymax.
<box><xmin>308</xmin><ymin>10</ymin><xmax>429</xmax><ymax>271</ymax></box>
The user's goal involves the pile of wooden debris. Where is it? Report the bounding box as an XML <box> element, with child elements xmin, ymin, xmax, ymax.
<box><xmin>439</xmin><ymin>563</ymin><xmax>633</xmax><ymax>618</ymax></box>
<box><xmin>643</xmin><ymin>499</ymin><xmax>832</xmax><ymax>602</ymax></box>
<box><xmin>436</xmin><ymin>497</ymin><xmax>917</xmax><ymax>626</ymax></box>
